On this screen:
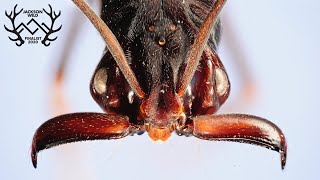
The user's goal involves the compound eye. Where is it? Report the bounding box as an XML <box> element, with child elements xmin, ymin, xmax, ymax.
<box><xmin>147</xmin><ymin>25</ymin><xmax>156</xmax><ymax>32</ymax></box>
<box><xmin>214</xmin><ymin>68</ymin><xmax>229</xmax><ymax>97</ymax></box>
<box><xmin>93</xmin><ymin>67</ymin><xmax>107</xmax><ymax>94</ymax></box>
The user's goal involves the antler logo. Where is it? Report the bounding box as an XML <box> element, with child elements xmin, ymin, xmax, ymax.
<box><xmin>4</xmin><ymin>4</ymin><xmax>62</xmax><ymax>47</ymax></box>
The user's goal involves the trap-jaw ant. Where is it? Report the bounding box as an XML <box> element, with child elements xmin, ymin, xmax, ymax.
<box><xmin>31</xmin><ymin>0</ymin><xmax>287</xmax><ymax>169</ymax></box>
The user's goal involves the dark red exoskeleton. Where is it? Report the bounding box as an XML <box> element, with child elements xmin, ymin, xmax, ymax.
<box><xmin>31</xmin><ymin>0</ymin><xmax>287</xmax><ymax>169</ymax></box>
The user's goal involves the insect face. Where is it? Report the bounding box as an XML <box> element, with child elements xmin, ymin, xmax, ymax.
<box><xmin>31</xmin><ymin>0</ymin><xmax>287</xmax><ymax>169</ymax></box>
